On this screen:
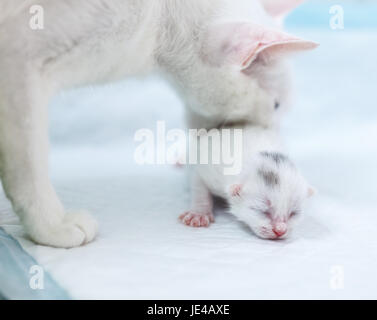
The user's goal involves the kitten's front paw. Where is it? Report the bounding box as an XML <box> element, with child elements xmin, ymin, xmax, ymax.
<box><xmin>179</xmin><ymin>211</ymin><xmax>214</xmax><ymax>228</ymax></box>
<box><xmin>27</xmin><ymin>211</ymin><xmax>98</xmax><ymax>248</ymax></box>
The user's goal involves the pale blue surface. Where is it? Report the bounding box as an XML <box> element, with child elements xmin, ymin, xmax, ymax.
<box><xmin>0</xmin><ymin>228</ymin><xmax>70</xmax><ymax>300</ymax></box>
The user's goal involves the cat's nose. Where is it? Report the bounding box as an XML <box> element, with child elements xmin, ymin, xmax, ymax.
<box><xmin>273</xmin><ymin>223</ymin><xmax>287</xmax><ymax>237</ymax></box>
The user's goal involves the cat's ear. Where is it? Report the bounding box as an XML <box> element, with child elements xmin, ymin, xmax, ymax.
<box><xmin>260</xmin><ymin>0</ymin><xmax>305</xmax><ymax>19</ymax></box>
<box><xmin>229</xmin><ymin>184</ymin><xmax>243</xmax><ymax>197</ymax></box>
<box><xmin>203</xmin><ymin>22</ymin><xmax>318</xmax><ymax>70</ymax></box>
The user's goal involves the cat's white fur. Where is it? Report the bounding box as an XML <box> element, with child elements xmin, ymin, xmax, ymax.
<box><xmin>0</xmin><ymin>0</ymin><xmax>316</xmax><ymax>247</ymax></box>
<box><xmin>180</xmin><ymin>125</ymin><xmax>314</xmax><ymax>240</ymax></box>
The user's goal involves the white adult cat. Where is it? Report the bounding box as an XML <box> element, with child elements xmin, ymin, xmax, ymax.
<box><xmin>0</xmin><ymin>0</ymin><xmax>317</xmax><ymax>247</ymax></box>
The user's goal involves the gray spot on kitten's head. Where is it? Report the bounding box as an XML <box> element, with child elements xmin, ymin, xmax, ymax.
<box><xmin>258</xmin><ymin>169</ymin><xmax>280</xmax><ymax>187</ymax></box>
<box><xmin>260</xmin><ymin>152</ymin><xmax>290</xmax><ymax>166</ymax></box>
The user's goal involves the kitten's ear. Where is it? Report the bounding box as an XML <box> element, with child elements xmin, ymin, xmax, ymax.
<box><xmin>260</xmin><ymin>0</ymin><xmax>305</xmax><ymax>19</ymax></box>
<box><xmin>203</xmin><ymin>22</ymin><xmax>318</xmax><ymax>70</ymax></box>
<box><xmin>230</xmin><ymin>184</ymin><xmax>243</xmax><ymax>197</ymax></box>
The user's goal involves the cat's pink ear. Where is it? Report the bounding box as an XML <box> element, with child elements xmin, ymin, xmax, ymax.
<box><xmin>203</xmin><ymin>23</ymin><xmax>318</xmax><ymax>69</ymax></box>
<box><xmin>230</xmin><ymin>184</ymin><xmax>243</xmax><ymax>197</ymax></box>
<box><xmin>260</xmin><ymin>0</ymin><xmax>305</xmax><ymax>18</ymax></box>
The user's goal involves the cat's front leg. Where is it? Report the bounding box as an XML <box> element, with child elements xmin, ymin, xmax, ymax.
<box><xmin>0</xmin><ymin>76</ymin><xmax>98</xmax><ymax>248</ymax></box>
<box><xmin>179</xmin><ymin>172</ymin><xmax>214</xmax><ymax>228</ymax></box>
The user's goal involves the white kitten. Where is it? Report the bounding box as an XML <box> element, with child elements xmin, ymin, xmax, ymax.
<box><xmin>180</xmin><ymin>126</ymin><xmax>314</xmax><ymax>240</ymax></box>
<box><xmin>0</xmin><ymin>0</ymin><xmax>316</xmax><ymax>247</ymax></box>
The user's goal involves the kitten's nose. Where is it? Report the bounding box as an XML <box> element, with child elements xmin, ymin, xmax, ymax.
<box><xmin>273</xmin><ymin>223</ymin><xmax>287</xmax><ymax>237</ymax></box>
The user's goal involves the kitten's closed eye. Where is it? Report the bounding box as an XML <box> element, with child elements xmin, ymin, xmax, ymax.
<box><xmin>289</xmin><ymin>210</ymin><xmax>301</xmax><ymax>218</ymax></box>
<box><xmin>274</xmin><ymin>101</ymin><xmax>280</xmax><ymax>110</ymax></box>
<box><xmin>249</xmin><ymin>205</ymin><xmax>271</xmax><ymax>216</ymax></box>
<box><xmin>250</xmin><ymin>207</ymin><xmax>272</xmax><ymax>218</ymax></box>
<box><xmin>263</xmin><ymin>211</ymin><xmax>272</xmax><ymax>218</ymax></box>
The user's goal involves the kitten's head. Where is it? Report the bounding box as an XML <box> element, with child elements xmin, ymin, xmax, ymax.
<box><xmin>187</xmin><ymin>1</ymin><xmax>318</xmax><ymax>126</ymax></box>
<box><xmin>228</xmin><ymin>152</ymin><xmax>315</xmax><ymax>240</ymax></box>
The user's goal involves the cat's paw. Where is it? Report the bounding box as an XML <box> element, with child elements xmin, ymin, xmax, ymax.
<box><xmin>179</xmin><ymin>211</ymin><xmax>214</xmax><ymax>228</ymax></box>
<box><xmin>27</xmin><ymin>211</ymin><xmax>98</xmax><ymax>248</ymax></box>
<box><xmin>64</xmin><ymin>211</ymin><xmax>98</xmax><ymax>244</ymax></box>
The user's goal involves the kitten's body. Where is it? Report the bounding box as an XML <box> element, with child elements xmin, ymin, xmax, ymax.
<box><xmin>0</xmin><ymin>0</ymin><xmax>316</xmax><ymax>247</ymax></box>
<box><xmin>180</xmin><ymin>125</ymin><xmax>313</xmax><ymax>239</ymax></box>
<box><xmin>195</xmin><ymin>126</ymin><xmax>283</xmax><ymax>199</ymax></box>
